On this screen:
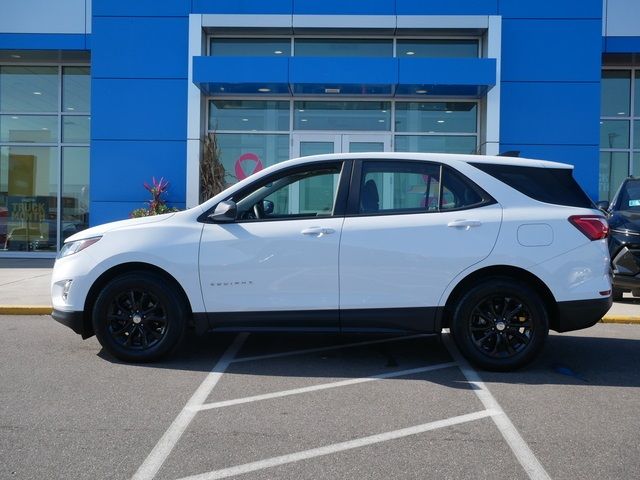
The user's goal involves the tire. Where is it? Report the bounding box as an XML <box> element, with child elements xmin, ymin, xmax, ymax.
<box><xmin>92</xmin><ymin>272</ymin><xmax>187</xmax><ymax>362</ymax></box>
<box><xmin>613</xmin><ymin>288</ymin><xmax>624</xmax><ymax>301</ymax></box>
<box><xmin>450</xmin><ymin>278</ymin><xmax>549</xmax><ymax>371</ymax></box>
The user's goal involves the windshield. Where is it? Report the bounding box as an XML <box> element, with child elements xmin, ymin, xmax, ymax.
<box><xmin>613</xmin><ymin>179</ymin><xmax>640</xmax><ymax>211</ymax></box>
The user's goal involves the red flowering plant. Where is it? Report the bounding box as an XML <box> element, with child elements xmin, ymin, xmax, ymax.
<box><xmin>130</xmin><ymin>177</ymin><xmax>180</xmax><ymax>218</ymax></box>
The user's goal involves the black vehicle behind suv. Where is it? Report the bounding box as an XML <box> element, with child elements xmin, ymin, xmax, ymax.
<box><xmin>599</xmin><ymin>177</ymin><xmax>640</xmax><ymax>300</ymax></box>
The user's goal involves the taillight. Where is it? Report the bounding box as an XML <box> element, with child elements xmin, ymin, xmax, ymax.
<box><xmin>568</xmin><ymin>215</ymin><xmax>609</xmax><ymax>240</ymax></box>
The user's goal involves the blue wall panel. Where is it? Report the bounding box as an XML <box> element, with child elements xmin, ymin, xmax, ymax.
<box><xmin>92</xmin><ymin>79</ymin><xmax>187</xmax><ymax>141</ymax></box>
<box><xmin>396</xmin><ymin>0</ymin><xmax>497</xmax><ymax>15</ymax></box>
<box><xmin>398</xmin><ymin>58</ymin><xmax>496</xmax><ymax>86</ymax></box>
<box><xmin>92</xmin><ymin>17</ymin><xmax>188</xmax><ymax>79</ymax></box>
<box><xmin>194</xmin><ymin>56</ymin><xmax>289</xmax><ymax>85</ymax></box>
<box><xmin>90</xmin><ymin>140</ymin><xmax>187</xmax><ymax>203</ymax></box>
<box><xmin>501</xmin><ymin>19</ymin><xmax>601</xmax><ymax>82</ymax></box>
<box><xmin>290</xmin><ymin>57</ymin><xmax>397</xmax><ymax>85</ymax></box>
<box><xmin>293</xmin><ymin>0</ymin><xmax>394</xmax><ymax>15</ymax></box>
<box><xmin>499</xmin><ymin>0</ymin><xmax>601</xmax><ymax>19</ymax></box>
<box><xmin>500</xmin><ymin>82</ymin><xmax>600</xmax><ymax>146</ymax></box>
<box><xmin>0</xmin><ymin>33</ymin><xmax>87</xmax><ymax>50</ymax></box>
<box><xmin>500</xmin><ymin>144</ymin><xmax>600</xmax><ymax>201</ymax></box>
<box><xmin>93</xmin><ymin>0</ymin><xmax>189</xmax><ymax>17</ymax></box>
<box><xmin>192</xmin><ymin>0</ymin><xmax>293</xmax><ymax>14</ymax></box>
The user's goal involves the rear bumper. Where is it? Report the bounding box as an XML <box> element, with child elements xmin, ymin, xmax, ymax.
<box><xmin>52</xmin><ymin>309</ymin><xmax>91</xmax><ymax>338</ymax></box>
<box><xmin>554</xmin><ymin>297</ymin><xmax>612</xmax><ymax>333</ymax></box>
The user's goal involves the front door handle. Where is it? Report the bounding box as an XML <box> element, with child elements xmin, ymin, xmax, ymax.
<box><xmin>301</xmin><ymin>226</ymin><xmax>335</xmax><ymax>236</ymax></box>
<box><xmin>447</xmin><ymin>219</ymin><xmax>482</xmax><ymax>229</ymax></box>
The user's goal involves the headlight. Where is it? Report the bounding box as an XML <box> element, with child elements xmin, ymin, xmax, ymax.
<box><xmin>58</xmin><ymin>236</ymin><xmax>102</xmax><ymax>258</ymax></box>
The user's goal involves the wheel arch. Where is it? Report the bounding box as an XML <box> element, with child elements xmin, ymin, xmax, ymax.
<box><xmin>441</xmin><ymin>265</ymin><xmax>559</xmax><ymax>331</ymax></box>
<box><xmin>80</xmin><ymin>262</ymin><xmax>194</xmax><ymax>338</ymax></box>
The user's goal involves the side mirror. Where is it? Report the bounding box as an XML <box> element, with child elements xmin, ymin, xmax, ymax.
<box><xmin>263</xmin><ymin>199</ymin><xmax>274</xmax><ymax>215</ymax></box>
<box><xmin>209</xmin><ymin>200</ymin><xmax>237</xmax><ymax>223</ymax></box>
<box><xmin>596</xmin><ymin>200</ymin><xmax>610</xmax><ymax>212</ymax></box>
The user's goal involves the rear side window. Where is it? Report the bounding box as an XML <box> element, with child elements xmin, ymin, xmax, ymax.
<box><xmin>471</xmin><ymin>163</ymin><xmax>594</xmax><ymax>208</ymax></box>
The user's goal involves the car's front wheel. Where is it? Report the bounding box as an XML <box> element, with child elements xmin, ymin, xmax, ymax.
<box><xmin>450</xmin><ymin>278</ymin><xmax>548</xmax><ymax>371</ymax></box>
<box><xmin>92</xmin><ymin>272</ymin><xmax>187</xmax><ymax>362</ymax></box>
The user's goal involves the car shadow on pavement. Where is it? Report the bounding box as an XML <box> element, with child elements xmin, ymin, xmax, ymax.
<box><xmin>96</xmin><ymin>330</ymin><xmax>640</xmax><ymax>390</ymax></box>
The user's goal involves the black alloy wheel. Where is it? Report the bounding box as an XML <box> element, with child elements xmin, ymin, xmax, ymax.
<box><xmin>92</xmin><ymin>272</ymin><xmax>187</xmax><ymax>362</ymax></box>
<box><xmin>451</xmin><ymin>278</ymin><xmax>548</xmax><ymax>371</ymax></box>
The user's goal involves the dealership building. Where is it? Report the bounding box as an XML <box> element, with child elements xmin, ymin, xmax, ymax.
<box><xmin>0</xmin><ymin>0</ymin><xmax>639</xmax><ymax>256</ymax></box>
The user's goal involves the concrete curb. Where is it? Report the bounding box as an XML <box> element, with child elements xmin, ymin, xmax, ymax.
<box><xmin>0</xmin><ymin>306</ymin><xmax>52</xmax><ymax>315</ymax></box>
<box><xmin>601</xmin><ymin>316</ymin><xmax>640</xmax><ymax>325</ymax></box>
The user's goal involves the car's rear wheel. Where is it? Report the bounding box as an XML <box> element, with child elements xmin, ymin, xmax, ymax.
<box><xmin>451</xmin><ymin>278</ymin><xmax>548</xmax><ymax>371</ymax></box>
<box><xmin>92</xmin><ymin>272</ymin><xmax>187</xmax><ymax>362</ymax></box>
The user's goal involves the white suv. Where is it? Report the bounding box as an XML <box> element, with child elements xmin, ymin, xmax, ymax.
<box><xmin>51</xmin><ymin>153</ymin><xmax>612</xmax><ymax>370</ymax></box>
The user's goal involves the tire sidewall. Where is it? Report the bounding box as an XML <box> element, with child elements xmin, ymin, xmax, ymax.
<box><xmin>92</xmin><ymin>272</ymin><xmax>186</xmax><ymax>362</ymax></box>
<box><xmin>451</xmin><ymin>278</ymin><xmax>549</xmax><ymax>371</ymax></box>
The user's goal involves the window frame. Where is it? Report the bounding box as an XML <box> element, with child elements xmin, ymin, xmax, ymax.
<box><xmin>346</xmin><ymin>159</ymin><xmax>495</xmax><ymax>217</ymax></box>
<box><xmin>199</xmin><ymin>160</ymin><xmax>353</xmax><ymax>224</ymax></box>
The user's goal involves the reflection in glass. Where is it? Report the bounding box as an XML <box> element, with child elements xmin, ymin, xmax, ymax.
<box><xmin>216</xmin><ymin>133</ymin><xmax>289</xmax><ymax>186</ymax></box>
<box><xmin>635</xmin><ymin>120</ymin><xmax>640</xmax><ymax>150</ymax></box>
<box><xmin>0</xmin><ymin>115</ymin><xmax>57</xmax><ymax>143</ymax></box>
<box><xmin>63</xmin><ymin>66</ymin><xmax>90</xmax><ymax>112</ymax></box>
<box><xmin>395</xmin><ymin>102</ymin><xmax>477</xmax><ymax>133</ymax></box>
<box><xmin>300</xmin><ymin>142</ymin><xmax>335</xmax><ymax>157</ymax></box>
<box><xmin>210</xmin><ymin>38</ymin><xmax>291</xmax><ymax>57</ymax></box>
<box><xmin>62</xmin><ymin>116</ymin><xmax>90</xmax><ymax>143</ymax></box>
<box><xmin>395</xmin><ymin>135</ymin><xmax>477</xmax><ymax>154</ymax></box>
<box><xmin>633</xmin><ymin>152</ymin><xmax>640</xmax><ymax>177</ymax></box>
<box><xmin>294</xmin><ymin>101</ymin><xmax>391</xmax><ymax>131</ymax></box>
<box><xmin>397</xmin><ymin>40</ymin><xmax>479</xmax><ymax>58</ymax></box>
<box><xmin>349</xmin><ymin>142</ymin><xmax>384</xmax><ymax>153</ymax></box>
<box><xmin>295</xmin><ymin>39</ymin><xmax>393</xmax><ymax>57</ymax></box>
<box><xmin>0</xmin><ymin>66</ymin><xmax>58</xmax><ymax>112</ymax></box>
<box><xmin>601</xmin><ymin>70</ymin><xmax>631</xmax><ymax>117</ymax></box>
<box><xmin>600</xmin><ymin>120</ymin><xmax>629</xmax><ymax>149</ymax></box>
<box><xmin>61</xmin><ymin>147</ymin><xmax>89</xmax><ymax>246</ymax></box>
<box><xmin>600</xmin><ymin>151</ymin><xmax>629</xmax><ymax>201</ymax></box>
<box><xmin>0</xmin><ymin>146</ymin><xmax>58</xmax><ymax>251</ymax></box>
<box><xmin>210</xmin><ymin>100</ymin><xmax>289</xmax><ymax>132</ymax></box>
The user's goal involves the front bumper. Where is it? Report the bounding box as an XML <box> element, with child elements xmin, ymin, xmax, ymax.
<box><xmin>611</xmin><ymin>246</ymin><xmax>640</xmax><ymax>290</ymax></box>
<box><xmin>52</xmin><ymin>309</ymin><xmax>92</xmax><ymax>339</ymax></box>
<box><xmin>554</xmin><ymin>297</ymin><xmax>612</xmax><ymax>333</ymax></box>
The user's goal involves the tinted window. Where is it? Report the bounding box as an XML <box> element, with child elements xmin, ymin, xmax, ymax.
<box><xmin>613</xmin><ymin>179</ymin><xmax>640</xmax><ymax>211</ymax></box>
<box><xmin>471</xmin><ymin>163</ymin><xmax>594</xmax><ymax>208</ymax></box>
<box><xmin>358</xmin><ymin>161</ymin><xmax>491</xmax><ymax>214</ymax></box>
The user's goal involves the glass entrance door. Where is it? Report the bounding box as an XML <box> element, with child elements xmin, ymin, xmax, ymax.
<box><xmin>293</xmin><ymin>133</ymin><xmax>391</xmax><ymax>158</ymax></box>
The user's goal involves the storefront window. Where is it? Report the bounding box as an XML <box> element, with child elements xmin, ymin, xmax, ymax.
<box><xmin>601</xmin><ymin>70</ymin><xmax>630</xmax><ymax>117</ymax></box>
<box><xmin>210</xmin><ymin>38</ymin><xmax>291</xmax><ymax>57</ymax></box>
<box><xmin>209</xmin><ymin>100</ymin><xmax>289</xmax><ymax>131</ymax></box>
<box><xmin>395</xmin><ymin>102</ymin><xmax>477</xmax><ymax>133</ymax></box>
<box><xmin>0</xmin><ymin>66</ymin><xmax>58</xmax><ymax>112</ymax></box>
<box><xmin>395</xmin><ymin>135</ymin><xmax>477</xmax><ymax>154</ymax></box>
<box><xmin>215</xmin><ymin>134</ymin><xmax>289</xmax><ymax>186</ymax></box>
<box><xmin>0</xmin><ymin>146</ymin><xmax>58</xmax><ymax>252</ymax></box>
<box><xmin>0</xmin><ymin>61</ymin><xmax>90</xmax><ymax>254</ymax></box>
<box><xmin>599</xmin><ymin>152</ymin><xmax>629</xmax><ymax>202</ymax></box>
<box><xmin>294</xmin><ymin>101</ymin><xmax>391</xmax><ymax>131</ymax></box>
<box><xmin>294</xmin><ymin>39</ymin><xmax>393</xmax><ymax>57</ymax></box>
<box><xmin>396</xmin><ymin>39</ymin><xmax>479</xmax><ymax>58</ymax></box>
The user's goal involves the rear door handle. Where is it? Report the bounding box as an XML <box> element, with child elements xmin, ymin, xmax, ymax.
<box><xmin>301</xmin><ymin>226</ymin><xmax>335</xmax><ymax>236</ymax></box>
<box><xmin>447</xmin><ymin>219</ymin><xmax>482</xmax><ymax>229</ymax></box>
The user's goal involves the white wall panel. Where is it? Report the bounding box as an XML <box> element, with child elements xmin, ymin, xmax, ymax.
<box><xmin>605</xmin><ymin>0</ymin><xmax>640</xmax><ymax>37</ymax></box>
<box><xmin>0</xmin><ymin>0</ymin><xmax>88</xmax><ymax>34</ymax></box>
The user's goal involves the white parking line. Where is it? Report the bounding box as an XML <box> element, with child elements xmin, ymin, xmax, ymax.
<box><xmin>191</xmin><ymin>362</ymin><xmax>456</xmax><ymax>412</ymax></box>
<box><xmin>231</xmin><ymin>333</ymin><xmax>432</xmax><ymax>364</ymax></box>
<box><xmin>441</xmin><ymin>333</ymin><xmax>552</xmax><ymax>480</ymax></box>
<box><xmin>131</xmin><ymin>333</ymin><xmax>248</xmax><ymax>480</ymax></box>
<box><xmin>175</xmin><ymin>409</ymin><xmax>499</xmax><ymax>480</ymax></box>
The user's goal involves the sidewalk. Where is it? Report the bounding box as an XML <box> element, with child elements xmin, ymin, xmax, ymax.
<box><xmin>0</xmin><ymin>259</ymin><xmax>639</xmax><ymax>323</ymax></box>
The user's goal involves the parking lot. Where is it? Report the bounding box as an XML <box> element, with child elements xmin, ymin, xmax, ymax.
<box><xmin>2</xmin><ymin>316</ymin><xmax>640</xmax><ymax>480</ymax></box>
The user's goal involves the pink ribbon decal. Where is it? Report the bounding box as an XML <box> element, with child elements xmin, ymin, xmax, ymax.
<box><xmin>234</xmin><ymin>153</ymin><xmax>264</xmax><ymax>180</ymax></box>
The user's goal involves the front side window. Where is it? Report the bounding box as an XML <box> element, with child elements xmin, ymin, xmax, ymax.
<box><xmin>232</xmin><ymin>164</ymin><xmax>342</xmax><ymax>221</ymax></box>
<box><xmin>358</xmin><ymin>161</ymin><xmax>489</xmax><ymax>215</ymax></box>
